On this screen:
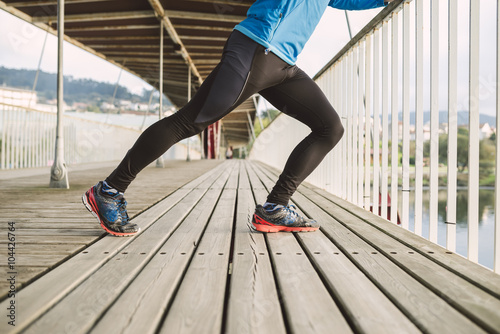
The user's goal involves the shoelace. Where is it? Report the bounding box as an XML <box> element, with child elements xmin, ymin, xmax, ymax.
<box><xmin>117</xmin><ymin>198</ymin><xmax>130</xmax><ymax>225</ymax></box>
<box><xmin>283</xmin><ymin>205</ymin><xmax>299</xmax><ymax>220</ymax></box>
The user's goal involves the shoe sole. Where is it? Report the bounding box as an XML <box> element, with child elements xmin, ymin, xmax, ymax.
<box><xmin>82</xmin><ymin>190</ymin><xmax>139</xmax><ymax>237</ymax></box>
<box><xmin>252</xmin><ymin>214</ymin><xmax>319</xmax><ymax>233</ymax></box>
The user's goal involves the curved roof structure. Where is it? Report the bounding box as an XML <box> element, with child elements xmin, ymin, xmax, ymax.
<box><xmin>0</xmin><ymin>0</ymin><xmax>258</xmax><ymax>147</ymax></box>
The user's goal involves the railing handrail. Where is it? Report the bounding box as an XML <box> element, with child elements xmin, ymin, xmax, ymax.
<box><xmin>0</xmin><ymin>102</ymin><xmax>141</xmax><ymax>132</ymax></box>
<box><xmin>313</xmin><ymin>0</ymin><xmax>404</xmax><ymax>81</ymax></box>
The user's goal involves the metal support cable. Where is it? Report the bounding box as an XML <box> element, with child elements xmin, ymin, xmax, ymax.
<box><xmin>29</xmin><ymin>26</ymin><xmax>50</xmax><ymax>109</ymax></box>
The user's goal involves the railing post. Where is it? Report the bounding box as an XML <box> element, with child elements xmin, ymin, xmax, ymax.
<box><xmin>447</xmin><ymin>0</ymin><xmax>458</xmax><ymax>251</ymax></box>
<box><xmin>347</xmin><ymin>49</ymin><xmax>352</xmax><ymax>203</ymax></box>
<box><xmin>186</xmin><ymin>66</ymin><xmax>191</xmax><ymax>162</ymax></box>
<box><xmin>49</xmin><ymin>0</ymin><xmax>69</xmax><ymax>189</ymax></box>
<box><xmin>358</xmin><ymin>41</ymin><xmax>365</xmax><ymax>207</ymax></box>
<box><xmin>365</xmin><ymin>36</ymin><xmax>372</xmax><ymax>211</ymax></box>
<box><xmin>495</xmin><ymin>0</ymin><xmax>500</xmax><ymax>273</ymax></box>
<box><xmin>352</xmin><ymin>45</ymin><xmax>358</xmax><ymax>206</ymax></box>
<box><xmin>342</xmin><ymin>56</ymin><xmax>347</xmax><ymax>199</ymax></box>
<box><xmin>253</xmin><ymin>95</ymin><xmax>264</xmax><ymax>133</ymax></box>
<box><xmin>373</xmin><ymin>26</ymin><xmax>381</xmax><ymax>217</ymax></box>
<box><xmin>402</xmin><ymin>1</ymin><xmax>410</xmax><ymax>230</ymax></box>
<box><xmin>468</xmin><ymin>0</ymin><xmax>480</xmax><ymax>263</ymax></box>
<box><xmin>429</xmin><ymin>0</ymin><xmax>440</xmax><ymax>243</ymax></box>
<box><xmin>381</xmin><ymin>18</ymin><xmax>390</xmax><ymax>221</ymax></box>
<box><xmin>390</xmin><ymin>11</ymin><xmax>399</xmax><ymax>224</ymax></box>
<box><xmin>156</xmin><ymin>20</ymin><xmax>165</xmax><ymax>168</ymax></box>
<box><xmin>246</xmin><ymin>111</ymin><xmax>256</xmax><ymax>141</ymax></box>
<box><xmin>415</xmin><ymin>0</ymin><xmax>424</xmax><ymax>236</ymax></box>
<box><xmin>1</xmin><ymin>109</ymin><xmax>5</xmax><ymax>169</ymax></box>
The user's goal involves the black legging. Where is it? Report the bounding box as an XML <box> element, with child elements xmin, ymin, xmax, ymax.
<box><xmin>106</xmin><ymin>30</ymin><xmax>344</xmax><ymax>206</ymax></box>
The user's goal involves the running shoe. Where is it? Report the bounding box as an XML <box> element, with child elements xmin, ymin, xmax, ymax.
<box><xmin>252</xmin><ymin>203</ymin><xmax>319</xmax><ymax>232</ymax></box>
<box><xmin>82</xmin><ymin>181</ymin><xmax>139</xmax><ymax>236</ymax></box>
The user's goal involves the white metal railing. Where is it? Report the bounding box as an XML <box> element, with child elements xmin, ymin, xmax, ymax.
<box><xmin>251</xmin><ymin>0</ymin><xmax>499</xmax><ymax>274</ymax></box>
<box><xmin>0</xmin><ymin>104</ymin><xmax>142</xmax><ymax>169</ymax></box>
<box><xmin>1</xmin><ymin>104</ymin><xmax>200</xmax><ymax>170</ymax></box>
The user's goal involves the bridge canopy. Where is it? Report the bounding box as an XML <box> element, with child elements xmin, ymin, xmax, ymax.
<box><xmin>1</xmin><ymin>0</ymin><xmax>257</xmax><ymax>147</ymax></box>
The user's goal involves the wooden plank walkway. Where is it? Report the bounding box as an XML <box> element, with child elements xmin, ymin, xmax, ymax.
<box><xmin>0</xmin><ymin>160</ymin><xmax>222</xmax><ymax>299</ymax></box>
<box><xmin>1</xmin><ymin>160</ymin><xmax>500</xmax><ymax>333</ymax></box>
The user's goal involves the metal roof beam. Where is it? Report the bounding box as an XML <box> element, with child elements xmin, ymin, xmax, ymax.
<box><xmin>179</xmin><ymin>35</ymin><xmax>227</xmax><ymax>41</ymax></box>
<box><xmin>174</xmin><ymin>24</ymin><xmax>232</xmax><ymax>32</ymax></box>
<box><xmin>225</xmin><ymin>108</ymin><xmax>254</xmax><ymax>113</ymax></box>
<box><xmin>10</xmin><ymin>0</ymin><xmax>116</xmax><ymax>7</ymax></box>
<box><xmin>32</xmin><ymin>10</ymin><xmax>156</xmax><ymax>23</ymax></box>
<box><xmin>109</xmin><ymin>57</ymin><xmax>185</xmax><ymax>64</ymax></box>
<box><xmin>224</xmin><ymin>128</ymin><xmax>251</xmax><ymax>132</ymax></box>
<box><xmin>65</xmin><ymin>24</ymin><xmax>160</xmax><ymax>32</ymax></box>
<box><xmin>182</xmin><ymin>45</ymin><xmax>224</xmax><ymax>50</ymax></box>
<box><xmin>86</xmin><ymin>44</ymin><xmax>172</xmax><ymax>49</ymax></box>
<box><xmin>182</xmin><ymin>0</ymin><xmax>253</xmax><ymax>5</ymax></box>
<box><xmin>166</xmin><ymin>10</ymin><xmax>244</xmax><ymax>23</ymax></box>
<box><xmin>219</xmin><ymin>120</ymin><xmax>250</xmax><ymax>123</ymax></box>
<box><xmin>147</xmin><ymin>0</ymin><xmax>203</xmax><ymax>85</ymax></box>
<box><xmin>75</xmin><ymin>36</ymin><xmax>159</xmax><ymax>41</ymax></box>
<box><xmin>164</xmin><ymin>92</ymin><xmax>189</xmax><ymax>101</ymax></box>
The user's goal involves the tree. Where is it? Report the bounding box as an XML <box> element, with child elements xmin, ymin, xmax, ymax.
<box><xmin>423</xmin><ymin>131</ymin><xmax>469</xmax><ymax>171</ymax></box>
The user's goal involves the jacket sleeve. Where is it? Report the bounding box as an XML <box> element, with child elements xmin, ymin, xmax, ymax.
<box><xmin>328</xmin><ymin>0</ymin><xmax>387</xmax><ymax>11</ymax></box>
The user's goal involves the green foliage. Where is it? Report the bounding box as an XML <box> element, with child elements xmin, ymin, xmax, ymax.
<box><xmin>419</xmin><ymin>127</ymin><xmax>496</xmax><ymax>185</ymax></box>
<box><xmin>424</xmin><ymin>130</ymin><xmax>469</xmax><ymax>171</ymax></box>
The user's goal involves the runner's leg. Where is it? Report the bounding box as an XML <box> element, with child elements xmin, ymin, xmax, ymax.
<box><xmin>105</xmin><ymin>32</ymin><xmax>262</xmax><ymax>192</ymax></box>
<box><xmin>259</xmin><ymin>68</ymin><xmax>344</xmax><ymax>205</ymax></box>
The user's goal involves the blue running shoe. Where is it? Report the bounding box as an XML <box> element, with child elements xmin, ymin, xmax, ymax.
<box><xmin>252</xmin><ymin>203</ymin><xmax>319</xmax><ymax>232</ymax></box>
<box><xmin>82</xmin><ymin>181</ymin><xmax>139</xmax><ymax>236</ymax></box>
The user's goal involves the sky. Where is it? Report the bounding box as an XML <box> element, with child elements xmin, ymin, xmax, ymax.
<box><xmin>0</xmin><ymin>1</ymin><xmax>498</xmax><ymax>116</ymax></box>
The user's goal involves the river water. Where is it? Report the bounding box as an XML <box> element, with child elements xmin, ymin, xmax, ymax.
<box><xmin>400</xmin><ymin>188</ymin><xmax>495</xmax><ymax>270</ymax></box>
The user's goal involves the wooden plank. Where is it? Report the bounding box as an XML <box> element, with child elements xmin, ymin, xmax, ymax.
<box><xmin>0</xmin><ymin>243</ymin><xmax>87</xmax><ymax>255</ymax></box>
<box><xmin>298</xmin><ymin>232</ymin><xmax>420</xmax><ymax>333</ymax></box>
<box><xmin>0</xmin><ymin>210</ymin><xmax>97</xmax><ymax>217</ymax></box>
<box><xmin>0</xmin><ymin>254</ymin><xmax>76</xmax><ymax>267</ymax></box>
<box><xmin>0</xmin><ymin>267</ymin><xmax>47</xmax><ymax>299</ymax></box>
<box><xmin>251</xmin><ymin>163</ymin><xmax>420</xmax><ymax>333</ymax></box>
<box><xmin>0</xmin><ymin>218</ymin><xmax>95</xmax><ymax>224</ymax></box>
<box><xmin>0</xmin><ymin>229</ymin><xmax>104</xmax><ymax>236</ymax></box>
<box><xmin>296</xmin><ymin>184</ymin><xmax>500</xmax><ymax>333</ymax></box>
<box><xmin>23</xmin><ymin>186</ymin><xmax>219</xmax><ymax>334</ymax></box>
<box><xmin>0</xmin><ymin>162</ymin><xmax>227</xmax><ymax>334</ymax></box>
<box><xmin>294</xmin><ymin>190</ymin><xmax>484</xmax><ymax>334</ymax></box>
<box><xmin>265</xmin><ymin>233</ymin><xmax>352</xmax><ymax>334</ymax></box>
<box><xmin>225</xmin><ymin>162</ymin><xmax>286</xmax><ymax>334</ymax></box>
<box><xmin>159</xmin><ymin>166</ymin><xmax>238</xmax><ymax>334</ymax></box>
<box><xmin>0</xmin><ymin>223</ymin><xmax>101</xmax><ymax>229</ymax></box>
<box><xmin>91</xmin><ymin>184</ymin><xmax>230</xmax><ymax>333</ymax></box>
<box><xmin>0</xmin><ymin>235</ymin><xmax>95</xmax><ymax>244</ymax></box>
<box><xmin>21</xmin><ymin>164</ymin><xmax>233</xmax><ymax>334</ymax></box>
<box><xmin>253</xmin><ymin>162</ymin><xmax>490</xmax><ymax>333</ymax></box>
<box><xmin>318</xmin><ymin>185</ymin><xmax>500</xmax><ymax>298</ymax></box>
<box><xmin>258</xmin><ymin>161</ymin><xmax>500</xmax><ymax>298</ymax></box>
<box><xmin>247</xmin><ymin>163</ymin><xmax>352</xmax><ymax>334</ymax></box>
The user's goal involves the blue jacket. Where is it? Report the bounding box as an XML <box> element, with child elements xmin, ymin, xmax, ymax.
<box><xmin>234</xmin><ymin>0</ymin><xmax>386</xmax><ymax>65</ymax></box>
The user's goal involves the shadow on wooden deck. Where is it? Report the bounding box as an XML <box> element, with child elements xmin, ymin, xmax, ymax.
<box><xmin>1</xmin><ymin>160</ymin><xmax>499</xmax><ymax>334</ymax></box>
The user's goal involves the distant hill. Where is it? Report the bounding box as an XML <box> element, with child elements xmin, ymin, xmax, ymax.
<box><xmin>0</xmin><ymin>66</ymin><xmax>170</xmax><ymax>107</ymax></box>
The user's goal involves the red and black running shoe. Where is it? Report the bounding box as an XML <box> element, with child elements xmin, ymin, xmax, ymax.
<box><xmin>82</xmin><ymin>181</ymin><xmax>139</xmax><ymax>237</ymax></box>
<box><xmin>252</xmin><ymin>204</ymin><xmax>319</xmax><ymax>232</ymax></box>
